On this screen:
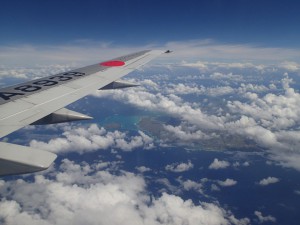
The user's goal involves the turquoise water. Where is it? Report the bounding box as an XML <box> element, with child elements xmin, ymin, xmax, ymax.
<box><xmin>102</xmin><ymin>115</ymin><xmax>141</xmax><ymax>131</ymax></box>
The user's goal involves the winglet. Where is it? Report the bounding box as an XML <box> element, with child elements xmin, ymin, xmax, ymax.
<box><xmin>0</xmin><ymin>142</ymin><xmax>57</xmax><ymax>176</ymax></box>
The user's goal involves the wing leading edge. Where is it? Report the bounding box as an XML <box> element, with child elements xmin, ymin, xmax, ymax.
<box><xmin>0</xmin><ymin>50</ymin><xmax>165</xmax><ymax>175</ymax></box>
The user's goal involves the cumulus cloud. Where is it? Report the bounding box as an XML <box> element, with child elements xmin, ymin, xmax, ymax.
<box><xmin>237</xmin><ymin>83</ymin><xmax>269</xmax><ymax>94</ymax></box>
<box><xmin>217</xmin><ymin>179</ymin><xmax>237</xmax><ymax>187</ymax></box>
<box><xmin>94</xmin><ymin>68</ymin><xmax>300</xmax><ymax>171</ymax></box>
<box><xmin>165</xmin><ymin>83</ymin><xmax>235</xmax><ymax>97</ymax></box>
<box><xmin>0</xmin><ymin>64</ymin><xmax>75</xmax><ymax>82</ymax></box>
<box><xmin>294</xmin><ymin>190</ymin><xmax>300</xmax><ymax>195</ymax></box>
<box><xmin>135</xmin><ymin>166</ymin><xmax>151</xmax><ymax>173</ymax></box>
<box><xmin>97</xmin><ymin>73</ymin><xmax>300</xmax><ymax>151</ymax></box>
<box><xmin>0</xmin><ymin>159</ymin><xmax>248</xmax><ymax>225</ymax></box>
<box><xmin>30</xmin><ymin>124</ymin><xmax>154</xmax><ymax>153</ymax></box>
<box><xmin>0</xmin><ymin>69</ymin><xmax>28</xmax><ymax>79</ymax></box>
<box><xmin>209</xmin><ymin>158</ymin><xmax>230</xmax><ymax>170</ymax></box>
<box><xmin>269</xmin><ymin>150</ymin><xmax>300</xmax><ymax>171</ymax></box>
<box><xmin>163</xmin><ymin>124</ymin><xmax>210</xmax><ymax>141</ymax></box>
<box><xmin>209</xmin><ymin>72</ymin><xmax>243</xmax><ymax>81</ymax></box>
<box><xmin>177</xmin><ymin>178</ymin><xmax>204</xmax><ymax>194</ymax></box>
<box><xmin>227</xmin><ymin>76</ymin><xmax>300</xmax><ymax>132</ymax></box>
<box><xmin>243</xmin><ymin>162</ymin><xmax>250</xmax><ymax>167</ymax></box>
<box><xmin>258</xmin><ymin>177</ymin><xmax>280</xmax><ymax>186</ymax></box>
<box><xmin>279</xmin><ymin>61</ymin><xmax>300</xmax><ymax>72</ymax></box>
<box><xmin>166</xmin><ymin>83</ymin><xmax>202</xmax><ymax>95</ymax></box>
<box><xmin>233</xmin><ymin>162</ymin><xmax>250</xmax><ymax>168</ymax></box>
<box><xmin>254</xmin><ymin>211</ymin><xmax>276</xmax><ymax>223</ymax></box>
<box><xmin>94</xmin><ymin>88</ymin><xmax>225</xmax><ymax>131</ymax></box>
<box><xmin>156</xmin><ymin>178</ymin><xmax>179</xmax><ymax>194</ymax></box>
<box><xmin>211</xmin><ymin>184</ymin><xmax>221</xmax><ymax>192</ymax></box>
<box><xmin>150</xmin><ymin>194</ymin><xmax>238</xmax><ymax>225</ymax></box>
<box><xmin>224</xmin><ymin>75</ymin><xmax>300</xmax><ymax>170</ymax></box>
<box><xmin>165</xmin><ymin>160</ymin><xmax>194</xmax><ymax>172</ymax></box>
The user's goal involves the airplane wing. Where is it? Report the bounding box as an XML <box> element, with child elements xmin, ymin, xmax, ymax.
<box><xmin>0</xmin><ymin>50</ymin><xmax>165</xmax><ymax>176</ymax></box>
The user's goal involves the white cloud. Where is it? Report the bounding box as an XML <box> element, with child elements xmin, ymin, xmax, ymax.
<box><xmin>224</xmin><ymin>76</ymin><xmax>300</xmax><ymax>170</ymax></box>
<box><xmin>254</xmin><ymin>211</ymin><xmax>276</xmax><ymax>223</ymax></box>
<box><xmin>165</xmin><ymin>160</ymin><xmax>194</xmax><ymax>172</ymax></box>
<box><xmin>258</xmin><ymin>177</ymin><xmax>280</xmax><ymax>186</ymax></box>
<box><xmin>238</xmin><ymin>83</ymin><xmax>269</xmax><ymax>94</ymax></box>
<box><xmin>243</xmin><ymin>162</ymin><xmax>250</xmax><ymax>167</ymax></box>
<box><xmin>0</xmin><ymin>64</ymin><xmax>75</xmax><ymax>82</ymax></box>
<box><xmin>211</xmin><ymin>184</ymin><xmax>221</xmax><ymax>192</ymax></box>
<box><xmin>233</xmin><ymin>162</ymin><xmax>250</xmax><ymax>168</ymax></box>
<box><xmin>163</xmin><ymin>124</ymin><xmax>210</xmax><ymax>141</ymax></box>
<box><xmin>0</xmin><ymin>159</ymin><xmax>248</xmax><ymax>225</ymax></box>
<box><xmin>269</xmin><ymin>150</ymin><xmax>300</xmax><ymax>171</ymax></box>
<box><xmin>140</xmin><ymin>79</ymin><xmax>160</xmax><ymax>89</ymax></box>
<box><xmin>165</xmin><ymin>83</ymin><xmax>235</xmax><ymax>97</ymax></box>
<box><xmin>227</xmin><ymin>77</ymin><xmax>300</xmax><ymax>132</ymax></box>
<box><xmin>30</xmin><ymin>124</ymin><xmax>154</xmax><ymax>153</ymax></box>
<box><xmin>279</xmin><ymin>61</ymin><xmax>300</xmax><ymax>72</ymax></box>
<box><xmin>156</xmin><ymin>178</ymin><xmax>179</xmax><ymax>193</ymax></box>
<box><xmin>149</xmin><ymin>193</ymin><xmax>233</xmax><ymax>225</ymax></box>
<box><xmin>0</xmin><ymin>69</ymin><xmax>28</xmax><ymax>79</ymax></box>
<box><xmin>180</xmin><ymin>61</ymin><xmax>208</xmax><ymax>70</ymax></box>
<box><xmin>294</xmin><ymin>190</ymin><xmax>300</xmax><ymax>195</ymax></box>
<box><xmin>209</xmin><ymin>72</ymin><xmax>243</xmax><ymax>81</ymax></box>
<box><xmin>209</xmin><ymin>158</ymin><xmax>230</xmax><ymax>170</ymax></box>
<box><xmin>94</xmin><ymin>72</ymin><xmax>300</xmax><ymax>171</ymax></box>
<box><xmin>164</xmin><ymin>39</ymin><xmax>300</xmax><ymax>62</ymax></box>
<box><xmin>166</xmin><ymin>83</ymin><xmax>202</xmax><ymax>95</ymax></box>
<box><xmin>2</xmin><ymin>39</ymin><xmax>300</xmax><ymax>68</ymax></box>
<box><xmin>181</xmin><ymin>60</ymin><xmax>266</xmax><ymax>72</ymax></box>
<box><xmin>179</xmin><ymin>179</ymin><xmax>203</xmax><ymax>194</ymax></box>
<box><xmin>96</xmin><ymin>73</ymin><xmax>300</xmax><ymax>160</ymax></box>
<box><xmin>94</xmin><ymin>89</ymin><xmax>225</xmax><ymax>131</ymax></box>
<box><xmin>217</xmin><ymin>179</ymin><xmax>237</xmax><ymax>187</ymax></box>
<box><xmin>135</xmin><ymin>166</ymin><xmax>151</xmax><ymax>173</ymax></box>
<box><xmin>205</xmin><ymin>86</ymin><xmax>235</xmax><ymax>96</ymax></box>
<box><xmin>0</xmin><ymin>43</ymin><xmax>155</xmax><ymax>66</ymax></box>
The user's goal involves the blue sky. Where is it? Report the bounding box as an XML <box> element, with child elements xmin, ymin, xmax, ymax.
<box><xmin>1</xmin><ymin>0</ymin><xmax>300</xmax><ymax>47</ymax></box>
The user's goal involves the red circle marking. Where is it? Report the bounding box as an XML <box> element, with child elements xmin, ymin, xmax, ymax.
<box><xmin>100</xmin><ymin>60</ymin><xmax>125</xmax><ymax>67</ymax></box>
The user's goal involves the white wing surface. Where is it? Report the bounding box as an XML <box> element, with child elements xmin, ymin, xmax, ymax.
<box><xmin>0</xmin><ymin>50</ymin><xmax>165</xmax><ymax>175</ymax></box>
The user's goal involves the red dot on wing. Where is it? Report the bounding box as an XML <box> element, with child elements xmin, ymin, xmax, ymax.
<box><xmin>100</xmin><ymin>60</ymin><xmax>125</xmax><ymax>67</ymax></box>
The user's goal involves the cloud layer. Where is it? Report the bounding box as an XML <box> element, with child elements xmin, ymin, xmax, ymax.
<box><xmin>1</xmin><ymin>39</ymin><xmax>300</xmax><ymax>67</ymax></box>
<box><xmin>17</xmin><ymin>56</ymin><xmax>300</xmax><ymax>172</ymax></box>
<box><xmin>1</xmin><ymin>49</ymin><xmax>299</xmax><ymax>224</ymax></box>
<box><xmin>92</xmin><ymin>65</ymin><xmax>300</xmax><ymax>171</ymax></box>
<box><xmin>0</xmin><ymin>159</ymin><xmax>248</xmax><ymax>225</ymax></box>
<box><xmin>30</xmin><ymin>124</ymin><xmax>154</xmax><ymax>154</ymax></box>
